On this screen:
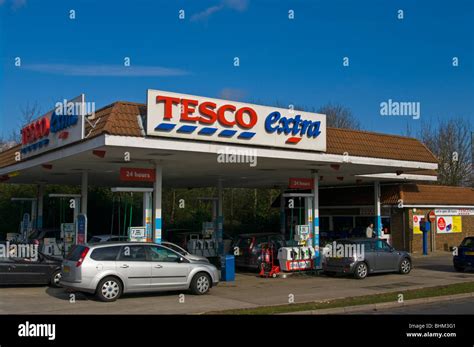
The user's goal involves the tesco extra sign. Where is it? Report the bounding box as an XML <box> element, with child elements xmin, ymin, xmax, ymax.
<box><xmin>146</xmin><ymin>90</ymin><xmax>326</xmax><ymax>151</ymax></box>
<box><xmin>20</xmin><ymin>95</ymin><xmax>86</xmax><ymax>157</ymax></box>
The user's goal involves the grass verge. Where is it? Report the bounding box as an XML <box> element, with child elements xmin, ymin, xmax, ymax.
<box><xmin>208</xmin><ymin>281</ymin><xmax>474</xmax><ymax>315</ymax></box>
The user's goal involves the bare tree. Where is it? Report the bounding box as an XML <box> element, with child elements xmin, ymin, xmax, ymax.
<box><xmin>317</xmin><ymin>103</ymin><xmax>361</xmax><ymax>130</ymax></box>
<box><xmin>8</xmin><ymin>102</ymin><xmax>41</xmax><ymax>144</ymax></box>
<box><xmin>418</xmin><ymin>117</ymin><xmax>472</xmax><ymax>186</ymax></box>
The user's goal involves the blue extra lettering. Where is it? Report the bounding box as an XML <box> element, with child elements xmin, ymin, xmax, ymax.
<box><xmin>50</xmin><ymin>112</ymin><xmax>78</xmax><ymax>133</ymax></box>
<box><xmin>264</xmin><ymin>111</ymin><xmax>281</xmax><ymax>133</ymax></box>
<box><xmin>265</xmin><ymin>112</ymin><xmax>322</xmax><ymax>139</ymax></box>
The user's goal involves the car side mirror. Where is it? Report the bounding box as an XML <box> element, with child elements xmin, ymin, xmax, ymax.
<box><xmin>178</xmin><ymin>257</ymin><xmax>185</xmax><ymax>263</ymax></box>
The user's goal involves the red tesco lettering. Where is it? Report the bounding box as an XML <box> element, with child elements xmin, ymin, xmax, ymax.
<box><xmin>21</xmin><ymin>117</ymin><xmax>50</xmax><ymax>145</ymax></box>
<box><xmin>156</xmin><ymin>95</ymin><xmax>257</xmax><ymax>129</ymax></box>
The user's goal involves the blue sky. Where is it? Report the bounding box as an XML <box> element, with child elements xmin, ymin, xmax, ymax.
<box><xmin>1</xmin><ymin>0</ymin><xmax>473</xmax><ymax>138</ymax></box>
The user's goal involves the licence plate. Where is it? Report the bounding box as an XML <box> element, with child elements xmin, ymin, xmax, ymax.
<box><xmin>465</xmin><ymin>251</ymin><xmax>474</xmax><ymax>256</ymax></box>
<box><xmin>63</xmin><ymin>266</ymin><xmax>70</xmax><ymax>273</ymax></box>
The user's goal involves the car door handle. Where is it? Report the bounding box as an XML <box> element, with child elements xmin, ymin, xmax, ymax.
<box><xmin>120</xmin><ymin>264</ymin><xmax>129</xmax><ymax>268</ymax></box>
<box><xmin>154</xmin><ymin>265</ymin><xmax>163</xmax><ymax>269</ymax></box>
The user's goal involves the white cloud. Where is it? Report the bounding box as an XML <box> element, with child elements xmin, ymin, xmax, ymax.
<box><xmin>11</xmin><ymin>0</ymin><xmax>26</xmax><ymax>10</ymax></box>
<box><xmin>218</xmin><ymin>87</ymin><xmax>246</xmax><ymax>101</ymax></box>
<box><xmin>191</xmin><ymin>5</ymin><xmax>224</xmax><ymax>22</ymax></box>
<box><xmin>0</xmin><ymin>0</ymin><xmax>27</xmax><ymax>10</ymax></box>
<box><xmin>22</xmin><ymin>63</ymin><xmax>190</xmax><ymax>77</ymax></box>
<box><xmin>224</xmin><ymin>0</ymin><xmax>248</xmax><ymax>12</ymax></box>
<box><xmin>191</xmin><ymin>0</ymin><xmax>248</xmax><ymax>22</ymax></box>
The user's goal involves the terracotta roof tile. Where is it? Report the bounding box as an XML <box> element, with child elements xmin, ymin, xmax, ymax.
<box><xmin>0</xmin><ymin>145</ymin><xmax>20</xmax><ymax>170</ymax></box>
<box><xmin>327</xmin><ymin>127</ymin><xmax>438</xmax><ymax>163</ymax></box>
<box><xmin>400</xmin><ymin>184</ymin><xmax>474</xmax><ymax>205</ymax></box>
<box><xmin>289</xmin><ymin>184</ymin><xmax>473</xmax><ymax>207</ymax></box>
<box><xmin>0</xmin><ymin>101</ymin><xmax>438</xmax><ymax>168</ymax></box>
<box><xmin>85</xmin><ymin>101</ymin><xmax>144</xmax><ymax>139</ymax></box>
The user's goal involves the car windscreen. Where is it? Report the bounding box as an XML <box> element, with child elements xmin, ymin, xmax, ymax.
<box><xmin>90</xmin><ymin>246</ymin><xmax>121</xmax><ymax>260</ymax></box>
<box><xmin>65</xmin><ymin>245</ymin><xmax>87</xmax><ymax>261</ymax></box>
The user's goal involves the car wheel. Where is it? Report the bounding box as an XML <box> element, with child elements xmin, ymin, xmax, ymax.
<box><xmin>190</xmin><ymin>272</ymin><xmax>211</xmax><ymax>295</ymax></box>
<box><xmin>96</xmin><ymin>277</ymin><xmax>123</xmax><ymax>302</ymax></box>
<box><xmin>399</xmin><ymin>258</ymin><xmax>412</xmax><ymax>275</ymax></box>
<box><xmin>354</xmin><ymin>262</ymin><xmax>368</xmax><ymax>279</ymax></box>
<box><xmin>50</xmin><ymin>270</ymin><xmax>62</xmax><ymax>288</ymax></box>
<box><xmin>454</xmin><ymin>265</ymin><xmax>464</xmax><ymax>272</ymax></box>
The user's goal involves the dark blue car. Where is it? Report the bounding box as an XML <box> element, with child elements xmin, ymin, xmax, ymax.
<box><xmin>453</xmin><ymin>237</ymin><xmax>474</xmax><ymax>272</ymax></box>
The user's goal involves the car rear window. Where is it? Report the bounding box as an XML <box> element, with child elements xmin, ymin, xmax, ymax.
<box><xmin>65</xmin><ymin>245</ymin><xmax>87</xmax><ymax>261</ymax></box>
<box><xmin>90</xmin><ymin>246</ymin><xmax>121</xmax><ymax>261</ymax></box>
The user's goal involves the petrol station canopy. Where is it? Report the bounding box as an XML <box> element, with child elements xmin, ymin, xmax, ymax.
<box><xmin>0</xmin><ymin>91</ymin><xmax>438</xmax><ymax>188</ymax></box>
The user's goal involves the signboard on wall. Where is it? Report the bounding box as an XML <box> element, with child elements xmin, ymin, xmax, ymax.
<box><xmin>120</xmin><ymin>168</ymin><xmax>155</xmax><ymax>182</ymax></box>
<box><xmin>434</xmin><ymin>209</ymin><xmax>474</xmax><ymax>216</ymax></box>
<box><xmin>146</xmin><ymin>89</ymin><xmax>327</xmax><ymax>152</ymax></box>
<box><xmin>20</xmin><ymin>95</ymin><xmax>86</xmax><ymax>158</ymax></box>
<box><xmin>436</xmin><ymin>216</ymin><xmax>462</xmax><ymax>233</ymax></box>
<box><xmin>413</xmin><ymin>215</ymin><xmax>425</xmax><ymax>235</ymax></box>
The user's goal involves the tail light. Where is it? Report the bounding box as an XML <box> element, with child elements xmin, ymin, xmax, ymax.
<box><xmin>76</xmin><ymin>247</ymin><xmax>90</xmax><ymax>267</ymax></box>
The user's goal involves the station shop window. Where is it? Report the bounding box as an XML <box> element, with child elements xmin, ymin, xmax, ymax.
<box><xmin>333</xmin><ymin>216</ymin><xmax>354</xmax><ymax>234</ymax></box>
<box><xmin>355</xmin><ymin>216</ymin><xmax>374</xmax><ymax>228</ymax></box>
<box><xmin>319</xmin><ymin>217</ymin><xmax>330</xmax><ymax>232</ymax></box>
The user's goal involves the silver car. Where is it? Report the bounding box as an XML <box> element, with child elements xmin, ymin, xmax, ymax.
<box><xmin>59</xmin><ymin>242</ymin><xmax>219</xmax><ymax>302</ymax></box>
